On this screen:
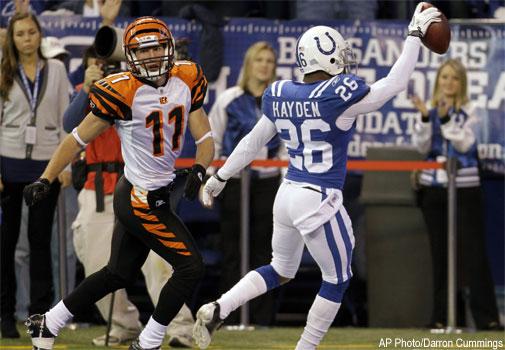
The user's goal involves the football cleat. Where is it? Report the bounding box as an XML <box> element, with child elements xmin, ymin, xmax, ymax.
<box><xmin>25</xmin><ymin>314</ymin><xmax>55</xmax><ymax>350</ymax></box>
<box><xmin>193</xmin><ymin>302</ymin><xmax>223</xmax><ymax>349</ymax></box>
<box><xmin>128</xmin><ymin>338</ymin><xmax>161</xmax><ymax>350</ymax></box>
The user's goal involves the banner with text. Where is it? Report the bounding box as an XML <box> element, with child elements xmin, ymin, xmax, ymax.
<box><xmin>27</xmin><ymin>16</ymin><xmax>505</xmax><ymax>175</ymax></box>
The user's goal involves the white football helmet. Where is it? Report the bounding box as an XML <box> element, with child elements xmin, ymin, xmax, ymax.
<box><xmin>296</xmin><ymin>25</ymin><xmax>356</xmax><ymax>76</ymax></box>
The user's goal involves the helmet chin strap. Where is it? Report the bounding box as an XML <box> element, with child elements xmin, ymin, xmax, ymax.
<box><xmin>141</xmin><ymin>64</ymin><xmax>169</xmax><ymax>81</ymax></box>
<box><xmin>128</xmin><ymin>44</ymin><xmax>171</xmax><ymax>81</ymax></box>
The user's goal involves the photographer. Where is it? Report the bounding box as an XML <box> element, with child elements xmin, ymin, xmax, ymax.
<box><xmin>63</xmin><ymin>45</ymin><xmax>194</xmax><ymax>347</ymax></box>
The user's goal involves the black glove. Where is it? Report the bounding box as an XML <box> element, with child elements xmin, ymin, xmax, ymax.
<box><xmin>23</xmin><ymin>178</ymin><xmax>51</xmax><ymax>206</ymax></box>
<box><xmin>183</xmin><ymin>164</ymin><xmax>206</xmax><ymax>201</ymax></box>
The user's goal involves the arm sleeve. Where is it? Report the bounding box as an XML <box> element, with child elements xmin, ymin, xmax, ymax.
<box><xmin>412</xmin><ymin>112</ymin><xmax>433</xmax><ymax>154</ymax></box>
<box><xmin>89</xmin><ymin>78</ymin><xmax>129</xmax><ymax>124</ymax></box>
<box><xmin>208</xmin><ymin>96</ymin><xmax>227</xmax><ymax>159</ymax></box>
<box><xmin>63</xmin><ymin>89</ymin><xmax>90</xmax><ymax>133</ymax></box>
<box><xmin>341</xmin><ymin>36</ymin><xmax>421</xmax><ymax>118</ymax></box>
<box><xmin>441</xmin><ymin>105</ymin><xmax>478</xmax><ymax>153</ymax></box>
<box><xmin>190</xmin><ymin>64</ymin><xmax>208</xmax><ymax>112</ymax></box>
<box><xmin>218</xmin><ymin>115</ymin><xmax>278</xmax><ymax>180</ymax></box>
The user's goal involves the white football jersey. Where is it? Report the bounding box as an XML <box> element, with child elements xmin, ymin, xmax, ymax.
<box><xmin>89</xmin><ymin>61</ymin><xmax>207</xmax><ymax>190</ymax></box>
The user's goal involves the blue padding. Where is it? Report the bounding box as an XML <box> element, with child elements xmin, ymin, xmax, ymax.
<box><xmin>255</xmin><ymin>265</ymin><xmax>280</xmax><ymax>291</ymax></box>
<box><xmin>318</xmin><ymin>280</ymin><xmax>349</xmax><ymax>303</ymax></box>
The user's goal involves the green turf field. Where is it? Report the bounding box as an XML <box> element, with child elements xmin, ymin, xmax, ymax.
<box><xmin>1</xmin><ymin>324</ymin><xmax>504</xmax><ymax>349</ymax></box>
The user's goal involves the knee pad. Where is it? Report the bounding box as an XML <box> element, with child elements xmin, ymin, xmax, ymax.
<box><xmin>318</xmin><ymin>280</ymin><xmax>349</xmax><ymax>303</ymax></box>
<box><xmin>255</xmin><ymin>265</ymin><xmax>281</xmax><ymax>291</ymax></box>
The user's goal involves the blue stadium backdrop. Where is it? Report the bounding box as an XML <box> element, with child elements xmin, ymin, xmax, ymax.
<box><xmin>33</xmin><ymin>16</ymin><xmax>504</xmax><ymax>176</ymax></box>
<box><xmin>2</xmin><ymin>16</ymin><xmax>504</xmax><ymax>287</ymax></box>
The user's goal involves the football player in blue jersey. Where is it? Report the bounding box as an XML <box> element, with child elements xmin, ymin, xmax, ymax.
<box><xmin>193</xmin><ymin>3</ymin><xmax>441</xmax><ymax>349</ymax></box>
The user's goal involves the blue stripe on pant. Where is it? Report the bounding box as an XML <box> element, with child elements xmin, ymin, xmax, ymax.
<box><xmin>336</xmin><ymin>211</ymin><xmax>353</xmax><ymax>280</ymax></box>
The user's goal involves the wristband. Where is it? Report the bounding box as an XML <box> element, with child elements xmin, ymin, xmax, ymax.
<box><xmin>214</xmin><ymin>172</ymin><xmax>227</xmax><ymax>182</ymax></box>
<box><xmin>72</xmin><ymin>127</ymin><xmax>88</xmax><ymax>147</ymax></box>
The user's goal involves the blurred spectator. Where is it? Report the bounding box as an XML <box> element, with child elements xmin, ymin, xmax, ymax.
<box><xmin>208</xmin><ymin>41</ymin><xmax>282</xmax><ymax>326</ymax></box>
<box><xmin>67</xmin><ymin>0</ymin><xmax>126</xmax><ymax>86</ymax></box>
<box><xmin>0</xmin><ymin>0</ymin><xmax>58</xmax><ymax>17</ymax></box>
<box><xmin>0</xmin><ymin>12</ymin><xmax>70</xmax><ymax>338</ymax></box>
<box><xmin>411</xmin><ymin>59</ymin><xmax>503</xmax><ymax>331</ymax></box>
<box><xmin>160</xmin><ymin>1</ymin><xmax>292</xmax><ymax>19</ymax></box>
<box><xmin>58</xmin><ymin>0</ymin><xmax>129</xmax><ymax>17</ymax></box>
<box><xmin>41</xmin><ymin>36</ymin><xmax>69</xmax><ymax>63</ymax></box>
<box><xmin>178</xmin><ymin>4</ymin><xmax>226</xmax><ymax>83</ymax></box>
<box><xmin>0</xmin><ymin>27</ymin><xmax>6</xmax><ymax>47</ymax></box>
<box><xmin>15</xmin><ymin>34</ymin><xmax>73</xmax><ymax>325</ymax></box>
<box><xmin>296</xmin><ymin>0</ymin><xmax>377</xmax><ymax>20</ymax></box>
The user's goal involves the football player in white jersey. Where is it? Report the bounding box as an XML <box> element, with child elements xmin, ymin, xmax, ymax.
<box><xmin>193</xmin><ymin>4</ymin><xmax>441</xmax><ymax>350</ymax></box>
<box><xmin>22</xmin><ymin>17</ymin><xmax>214</xmax><ymax>350</ymax></box>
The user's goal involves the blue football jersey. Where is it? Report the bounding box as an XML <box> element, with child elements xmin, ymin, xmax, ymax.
<box><xmin>262</xmin><ymin>75</ymin><xmax>369</xmax><ymax>189</ymax></box>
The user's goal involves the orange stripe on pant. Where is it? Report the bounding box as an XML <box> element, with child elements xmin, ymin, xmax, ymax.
<box><xmin>130</xmin><ymin>190</ymin><xmax>150</xmax><ymax>210</ymax></box>
<box><xmin>161</xmin><ymin>241</ymin><xmax>187</xmax><ymax>250</ymax></box>
<box><xmin>141</xmin><ymin>224</ymin><xmax>176</xmax><ymax>238</ymax></box>
<box><xmin>133</xmin><ymin>209</ymin><xmax>158</xmax><ymax>222</ymax></box>
<box><xmin>130</xmin><ymin>189</ymin><xmax>191</xmax><ymax>256</ymax></box>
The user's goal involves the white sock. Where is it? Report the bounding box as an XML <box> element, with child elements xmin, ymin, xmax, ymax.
<box><xmin>217</xmin><ymin>270</ymin><xmax>267</xmax><ymax>319</ymax></box>
<box><xmin>44</xmin><ymin>301</ymin><xmax>73</xmax><ymax>336</ymax></box>
<box><xmin>139</xmin><ymin>316</ymin><xmax>167</xmax><ymax>349</ymax></box>
<box><xmin>295</xmin><ymin>295</ymin><xmax>341</xmax><ymax>350</ymax></box>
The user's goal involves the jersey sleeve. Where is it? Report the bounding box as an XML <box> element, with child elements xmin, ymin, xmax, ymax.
<box><xmin>89</xmin><ymin>76</ymin><xmax>133</xmax><ymax>122</ymax></box>
<box><xmin>337</xmin><ymin>75</ymin><xmax>370</xmax><ymax>104</ymax></box>
<box><xmin>326</xmin><ymin>75</ymin><xmax>370</xmax><ymax>120</ymax></box>
<box><xmin>173</xmin><ymin>61</ymin><xmax>208</xmax><ymax>112</ymax></box>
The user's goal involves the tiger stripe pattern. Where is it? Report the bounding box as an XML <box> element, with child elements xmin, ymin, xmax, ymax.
<box><xmin>130</xmin><ymin>187</ymin><xmax>191</xmax><ymax>256</ymax></box>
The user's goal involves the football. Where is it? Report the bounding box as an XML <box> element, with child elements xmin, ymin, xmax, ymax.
<box><xmin>420</xmin><ymin>2</ymin><xmax>451</xmax><ymax>54</ymax></box>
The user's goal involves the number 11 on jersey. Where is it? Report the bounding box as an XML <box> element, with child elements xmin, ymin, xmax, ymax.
<box><xmin>145</xmin><ymin>105</ymin><xmax>185</xmax><ymax>156</ymax></box>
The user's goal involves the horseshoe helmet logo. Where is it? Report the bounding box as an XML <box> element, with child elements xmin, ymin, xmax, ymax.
<box><xmin>296</xmin><ymin>25</ymin><xmax>355</xmax><ymax>76</ymax></box>
<box><xmin>314</xmin><ymin>32</ymin><xmax>336</xmax><ymax>55</ymax></box>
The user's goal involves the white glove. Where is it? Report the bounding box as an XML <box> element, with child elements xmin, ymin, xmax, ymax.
<box><xmin>408</xmin><ymin>2</ymin><xmax>442</xmax><ymax>37</ymax></box>
<box><xmin>200</xmin><ymin>173</ymin><xmax>227</xmax><ymax>207</ymax></box>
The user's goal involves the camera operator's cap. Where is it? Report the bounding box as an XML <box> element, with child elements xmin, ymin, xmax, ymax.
<box><xmin>41</xmin><ymin>36</ymin><xmax>70</xmax><ymax>59</ymax></box>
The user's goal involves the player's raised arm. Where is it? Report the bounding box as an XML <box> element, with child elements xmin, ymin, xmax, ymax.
<box><xmin>23</xmin><ymin>112</ymin><xmax>110</xmax><ymax>206</ymax></box>
<box><xmin>341</xmin><ymin>3</ymin><xmax>441</xmax><ymax>119</ymax></box>
<box><xmin>200</xmin><ymin>115</ymin><xmax>277</xmax><ymax>207</ymax></box>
